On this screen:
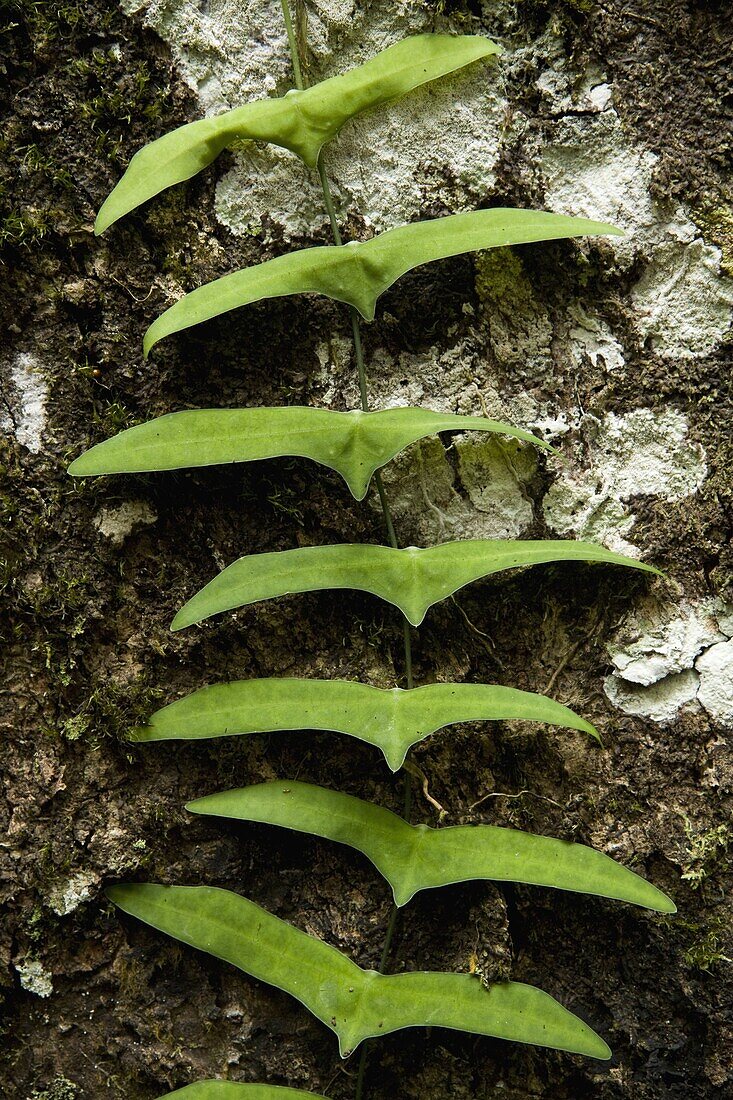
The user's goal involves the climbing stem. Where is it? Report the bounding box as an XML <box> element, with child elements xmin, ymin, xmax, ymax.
<box><xmin>281</xmin><ymin>6</ymin><xmax>414</xmax><ymax>1096</ymax></box>
<box><xmin>280</xmin><ymin>0</ymin><xmax>304</xmax><ymax>90</ymax></box>
<box><xmin>350</xmin><ymin>304</ymin><xmax>370</xmax><ymax>411</ymax></box>
<box><xmin>318</xmin><ymin>157</ymin><xmax>343</xmax><ymax>245</ymax></box>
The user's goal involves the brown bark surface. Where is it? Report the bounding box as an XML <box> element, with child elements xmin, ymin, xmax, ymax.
<box><xmin>1</xmin><ymin>2</ymin><xmax>731</xmax><ymax>1097</ymax></box>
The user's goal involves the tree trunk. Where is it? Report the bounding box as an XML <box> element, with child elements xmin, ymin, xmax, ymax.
<box><xmin>1</xmin><ymin>1</ymin><xmax>731</xmax><ymax>1097</ymax></box>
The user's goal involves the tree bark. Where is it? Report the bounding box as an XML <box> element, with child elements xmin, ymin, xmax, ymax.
<box><xmin>1</xmin><ymin>1</ymin><xmax>731</xmax><ymax>1097</ymax></box>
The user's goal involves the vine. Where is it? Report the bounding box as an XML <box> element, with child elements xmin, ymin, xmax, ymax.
<box><xmin>279</xmin><ymin>11</ymin><xmax>415</xmax><ymax>1089</ymax></box>
<box><xmin>72</xmin><ymin>7</ymin><xmax>675</xmax><ymax>1099</ymax></box>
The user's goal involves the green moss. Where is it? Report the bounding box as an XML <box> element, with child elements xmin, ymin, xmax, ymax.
<box><xmin>0</xmin><ymin>204</ymin><xmax>56</xmax><ymax>249</ymax></box>
<box><xmin>677</xmin><ymin>916</ymin><xmax>731</xmax><ymax>972</ymax></box>
<box><xmin>145</xmin><ymin>188</ymin><xmax>211</xmax><ymax>282</ymax></box>
<box><xmin>681</xmin><ymin>819</ymin><xmax>730</xmax><ymax>888</ymax></box>
<box><xmin>2</xmin><ymin>0</ymin><xmax>88</xmax><ymax>47</ymax></box>
<box><xmin>85</xmin><ymin>677</ymin><xmax>168</xmax><ymax>745</ymax></box>
<box><xmin>31</xmin><ymin>1077</ymin><xmax>79</xmax><ymax>1100</ymax></box>
<box><xmin>93</xmin><ymin>399</ymin><xmax>135</xmax><ymax>435</ymax></box>
<box><xmin>693</xmin><ymin>204</ymin><xmax>733</xmax><ymax>277</ymax></box>
<box><xmin>60</xmin><ymin>714</ymin><xmax>91</xmax><ymax>742</ymax></box>
<box><xmin>0</xmin><ymin>134</ymin><xmax>78</xmax><ymax>253</ymax></box>
<box><xmin>474</xmin><ymin>249</ymin><xmax>530</xmax><ymax>305</ymax></box>
<box><xmin>77</xmin><ymin>54</ymin><xmax>163</xmax><ymax>130</ymax></box>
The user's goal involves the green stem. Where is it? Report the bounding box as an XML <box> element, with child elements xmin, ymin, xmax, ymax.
<box><xmin>280</xmin><ymin>7</ymin><xmax>413</xmax><ymax>1096</ymax></box>
<box><xmin>280</xmin><ymin>0</ymin><xmax>304</xmax><ymax>90</ymax></box>
<box><xmin>318</xmin><ymin>157</ymin><xmax>343</xmax><ymax>246</ymax></box>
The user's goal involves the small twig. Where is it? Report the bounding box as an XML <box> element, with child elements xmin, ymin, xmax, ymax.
<box><xmin>109</xmin><ymin>273</ymin><xmax>154</xmax><ymax>304</ymax></box>
<box><xmin>403</xmin><ymin>758</ymin><xmax>446</xmax><ymax>817</ymax></box>
<box><xmin>451</xmin><ymin>596</ymin><xmax>503</xmax><ymax>668</ymax></box>
<box><xmin>542</xmin><ymin>637</ymin><xmax>584</xmax><ymax>695</ymax></box>
<box><xmin>470</xmin><ymin>789</ymin><xmax>563</xmax><ymax>812</ymax></box>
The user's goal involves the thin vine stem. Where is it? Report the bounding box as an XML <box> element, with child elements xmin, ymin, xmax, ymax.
<box><xmin>280</xmin><ymin>5</ymin><xmax>414</xmax><ymax>1097</ymax></box>
<box><xmin>280</xmin><ymin>0</ymin><xmax>304</xmax><ymax>90</ymax></box>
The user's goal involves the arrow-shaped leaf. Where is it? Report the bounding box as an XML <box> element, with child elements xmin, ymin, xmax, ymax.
<box><xmin>132</xmin><ymin>678</ymin><xmax>599</xmax><ymax>770</ymax></box>
<box><xmin>96</xmin><ymin>35</ymin><xmax>499</xmax><ymax>234</ymax></box>
<box><xmin>160</xmin><ymin>1086</ymin><xmax>326</xmax><ymax>1100</ymax></box>
<box><xmin>143</xmin><ymin>210</ymin><xmax>622</xmax><ymax>356</ymax></box>
<box><xmin>108</xmin><ymin>884</ymin><xmax>611</xmax><ymax>1059</ymax></box>
<box><xmin>187</xmin><ymin>781</ymin><xmax>675</xmax><ymax>912</ymax></box>
<box><xmin>171</xmin><ymin>540</ymin><xmax>658</xmax><ymax>631</ymax></box>
<box><xmin>68</xmin><ymin>406</ymin><xmax>550</xmax><ymax>501</ymax></box>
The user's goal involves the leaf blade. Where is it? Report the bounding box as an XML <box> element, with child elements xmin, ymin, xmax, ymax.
<box><xmin>96</xmin><ymin>34</ymin><xmax>500</xmax><ymax>233</ymax></box>
<box><xmin>133</xmin><ymin>678</ymin><xmax>598</xmax><ymax>770</ymax></box>
<box><xmin>68</xmin><ymin>406</ymin><xmax>551</xmax><ymax>499</ymax></box>
<box><xmin>108</xmin><ymin>884</ymin><xmax>610</xmax><ymax>1059</ymax></box>
<box><xmin>187</xmin><ymin>780</ymin><xmax>675</xmax><ymax>913</ymax></box>
<box><xmin>143</xmin><ymin>210</ymin><xmax>622</xmax><ymax>356</ymax></box>
<box><xmin>159</xmin><ymin>1085</ymin><xmax>327</xmax><ymax>1100</ymax></box>
<box><xmin>170</xmin><ymin>540</ymin><xmax>659</xmax><ymax>631</ymax></box>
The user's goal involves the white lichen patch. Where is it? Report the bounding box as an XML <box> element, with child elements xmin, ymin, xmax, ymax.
<box><xmin>541</xmin><ymin>108</ymin><xmax>733</xmax><ymax>357</ymax></box>
<box><xmin>356</xmin><ymin>338</ymin><xmax>539</xmax><ymax>545</ymax></box>
<box><xmin>631</xmin><ymin>216</ymin><xmax>733</xmax><ymax>359</ymax></box>
<box><xmin>0</xmin><ymin>352</ymin><xmax>49</xmax><ymax>453</ymax></box>
<box><xmin>48</xmin><ymin>871</ymin><xmax>99</xmax><ymax>916</ymax></box>
<box><xmin>565</xmin><ymin>303</ymin><xmax>625</xmax><ymax>373</ymax></box>
<box><xmin>542</xmin><ymin>407</ymin><xmax>707</xmax><ymax>555</ymax></box>
<box><xmin>604</xmin><ymin>669</ymin><xmax>700</xmax><ymax>724</ymax></box>
<box><xmin>696</xmin><ymin>640</ymin><xmax>733</xmax><ymax>724</ymax></box>
<box><xmin>93</xmin><ymin>501</ymin><xmax>158</xmax><ymax>545</ymax></box>
<box><xmin>215</xmin><ymin>146</ymin><xmax>327</xmax><ymax>239</ymax></box>
<box><xmin>120</xmin><ymin>0</ymin><xmax>291</xmax><ymax>110</ymax></box>
<box><xmin>16</xmin><ymin>957</ymin><xmax>53</xmax><ymax>998</ymax></box>
<box><xmin>456</xmin><ymin>435</ymin><xmax>536</xmax><ymax>535</ymax></box>
<box><xmin>379</xmin><ymin>434</ymin><xmax>536</xmax><ymax>546</ymax></box>
<box><xmin>604</xmin><ymin>597</ymin><xmax>733</xmax><ymax>723</ymax></box>
<box><xmin>608</xmin><ymin>599</ymin><xmax>725</xmax><ymax>686</ymax></box>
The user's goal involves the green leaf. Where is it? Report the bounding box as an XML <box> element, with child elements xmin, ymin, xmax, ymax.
<box><xmin>187</xmin><ymin>781</ymin><xmax>676</xmax><ymax>912</ymax></box>
<box><xmin>171</xmin><ymin>540</ymin><xmax>659</xmax><ymax>631</ymax></box>
<box><xmin>133</xmin><ymin>678</ymin><xmax>599</xmax><ymax>770</ymax></box>
<box><xmin>95</xmin><ymin>35</ymin><xmax>500</xmax><ymax>234</ymax></box>
<box><xmin>142</xmin><ymin>210</ymin><xmax>622</xmax><ymax>356</ymax></box>
<box><xmin>68</xmin><ymin>406</ymin><xmax>550</xmax><ymax>500</ymax></box>
<box><xmin>159</xmin><ymin>1086</ymin><xmax>326</xmax><ymax>1100</ymax></box>
<box><xmin>108</xmin><ymin>884</ymin><xmax>610</xmax><ymax>1060</ymax></box>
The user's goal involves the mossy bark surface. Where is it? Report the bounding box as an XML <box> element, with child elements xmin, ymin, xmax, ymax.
<box><xmin>1</xmin><ymin>1</ymin><xmax>732</xmax><ymax>1097</ymax></box>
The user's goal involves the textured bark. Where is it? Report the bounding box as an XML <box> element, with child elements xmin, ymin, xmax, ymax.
<box><xmin>1</xmin><ymin>1</ymin><xmax>731</xmax><ymax>1098</ymax></box>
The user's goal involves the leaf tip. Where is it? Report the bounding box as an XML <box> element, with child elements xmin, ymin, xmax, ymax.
<box><xmin>391</xmin><ymin>885</ymin><xmax>413</xmax><ymax>908</ymax></box>
<box><xmin>170</xmin><ymin>603</ymin><xmax>198</xmax><ymax>632</ymax></box>
<box><xmin>93</xmin><ymin>208</ymin><xmax>110</xmax><ymax>236</ymax></box>
<box><xmin>385</xmin><ymin>750</ymin><xmax>407</xmax><ymax>772</ymax></box>
<box><xmin>576</xmin><ymin>716</ymin><xmax>601</xmax><ymax>744</ymax></box>
<box><xmin>588</xmin><ymin>1034</ymin><xmax>613</xmax><ymax>1061</ymax></box>
<box><xmin>184</xmin><ymin>795</ymin><xmax>213</xmax><ymax>815</ymax></box>
<box><xmin>653</xmin><ymin>891</ymin><xmax>677</xmax><ymax>916</ymax></box>
<box><xmin>405</xmin><ymin>606</ymin><xmax>427</xmax><ymax>628</ymax></box>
